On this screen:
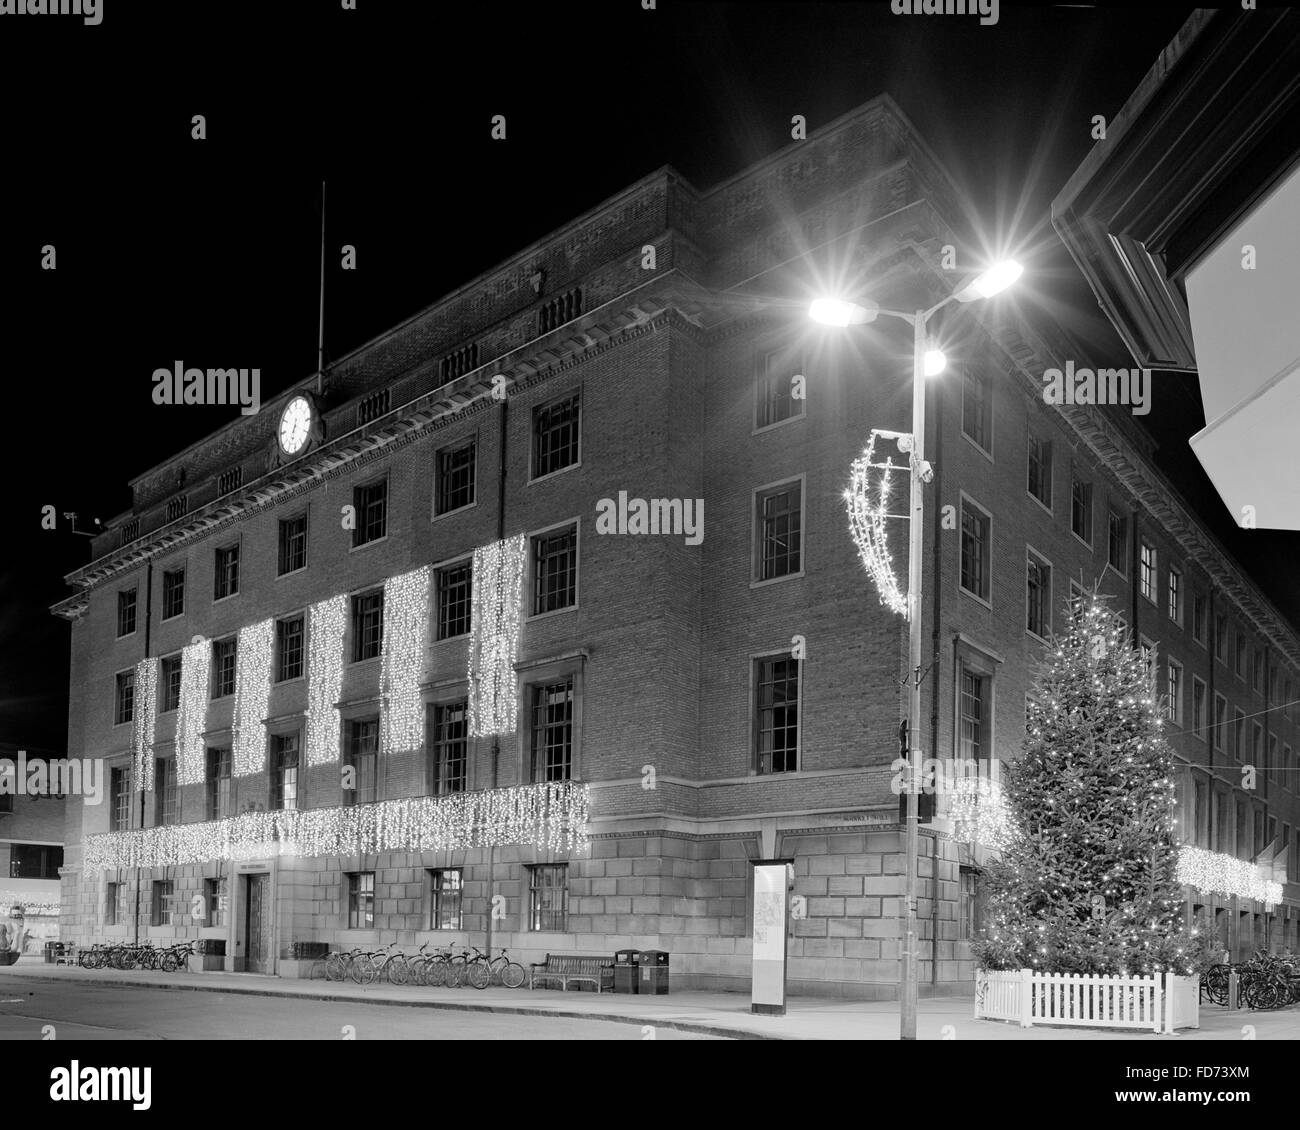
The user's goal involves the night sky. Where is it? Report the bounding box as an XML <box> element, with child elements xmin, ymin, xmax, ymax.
<box><xmin>3</xmin><ymin>1</ymin><xmax>1295</xmax><ymax>750</ymax></box>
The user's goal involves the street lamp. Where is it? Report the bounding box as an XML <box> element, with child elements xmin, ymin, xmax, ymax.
<box><xmin>811</xmin><ymin>259</ymin><xmax>1020</xmax><ymax>1040</ymax></box>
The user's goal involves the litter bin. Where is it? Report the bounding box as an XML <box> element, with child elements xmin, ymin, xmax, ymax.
<box><xmin>638</xmin><ymin>950</ymin><xmax>669</xmax><ymax>995</ymax></box>
<box><xmin>614</xmin><ymin>949</ymin><xmax>641</xmax><ymax>994</ymax></box>
<box><xmin>44</xmin><ymin>942</ymin><xmax>62</xmax><ymax>964</ymax></box>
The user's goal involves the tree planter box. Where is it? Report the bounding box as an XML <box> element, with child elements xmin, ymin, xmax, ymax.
<box><xmin>188</xmin><ymin>954</ymin><xmax>225</xmax><ymax>973</ymax></box>
<box><xmin>278</xmin><ymin>959</ymin><xmax>316</xmax><ymax>980</ymax></box>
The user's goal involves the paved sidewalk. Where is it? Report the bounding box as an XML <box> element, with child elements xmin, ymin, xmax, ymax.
<box><xmin>4</xmin><ymin>958</ymin><xmax>1298</xmax><ymax>1040</ymax></box>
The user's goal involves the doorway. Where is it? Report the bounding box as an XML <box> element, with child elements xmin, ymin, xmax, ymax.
<box><xmin>243</xmin><ymin>873</ymin><xmax>272</xmax><ymax>974</ymax></box>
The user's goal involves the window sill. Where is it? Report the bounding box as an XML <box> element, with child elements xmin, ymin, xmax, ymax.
<box><xmin>752</xmin><ymin>412</ymin><xmax>806</xmax><ymax>437</ymax></box>
<box><xmin>527</xmin><ymin>603</ymin><xmax>579</xmax><ymax>624</ymax></box>
<box><xmin>529</xmin><ymin>460</ymin><xmax>582</xmax><ymax>487</ymax></box>
<box><xmin>750</xmin><ymin>570</ymin><xmax>804</xmax><ymax>591</ymax></box>
<box><xmin>1027</xmin><ymin>492</ymin><xmax>1053</xmax><ymax>518</ymax></box>
<box><xmin>960</xmin><ymin>432</ymin><xmax>994</xmax><ymax>464</ymax></box>
<box><xmin>349</xmin><ymin>535</ymin><xmax>389</xmax><ymax>554</ymax></box>
<box><xmin>432</xmin><ymin>499</ymin><xmax>478</xmax><ymax>524</ymax></box>
<box><xmin>958</xmin><ymin>585</ymin><xmax>993</xmax><ymax>612</ymax></box>
<box><xmin>212</xmin><ymin>592</ymin><xmax>241</xmax><ymax>606</ymax></box>
<box><xmin>276</xmin><ymin>566</ymin><xmax>308</xmax><ymax>581</ymax></box>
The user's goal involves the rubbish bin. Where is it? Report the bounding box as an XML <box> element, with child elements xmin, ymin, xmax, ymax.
<box><xmin>638</xmin><ymin>950</ymin><xmax>669</xmax><ymax>995</ymax></box>
<box><xmin>44</xmin><ymin>942</ymin><xmax>61</xmax><ymax>964</ymax></box>
<box><xmin>614</xmin><ymin>949</ymin><xmax>641</xmax><ymax>994</ymax></box>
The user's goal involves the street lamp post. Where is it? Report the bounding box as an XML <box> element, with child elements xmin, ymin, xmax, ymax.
<box><xmin>811</xmin><ymin>260</ymin><xmax>1021</xmax><ymax>1040</ymax></box>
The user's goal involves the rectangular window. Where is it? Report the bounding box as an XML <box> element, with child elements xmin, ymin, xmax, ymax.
<box><xmin>1214</xmin><ymin>792</ymin><xmax>1228</xmax><ymax>853</ymax></box>
<box><xmin>1194</xmin><ymin>779</ymin><xmax>1209</xmax><ymax>847</ymax></box>
<box><xmin>755</xmin><ymin>482</ymin><xmax>802</xmax><ymax>581</ymax></box>
<box><xmin>1268</xmin><ymin>733</ymin><xmax>1278</xmax><ymax>781</ymax></box>
<box><xmin>117</xmin><ymin>588</ymin><xmax>137</xmax><ymax>637</ymax></box>
<box><xmin>960</xmin><ymin>500</ymin><xmax>991</xmax><ymax>602</ymax></box>
<box><xmin>528</xmin><ymin>863</ymin><xmax>568</xmax><ymax>932</ymax></box>
<box><xmin>532</xmin><ymin>525</ymin><xmax>578</xmax><ymax>614</ymax></box>
<box><xmin>1139</xmin><ymin>540</ymin><xmax>1156</xmax><ymax>603</ymax></box>
<box><xmin>429</xmin><ymin>869</ymin><xmax>463</xmax><ymax>930</ymax></box>
<box><xmin>958</xmin><ymin>668</ymin><xmax>990</xmax><ymax>762</ymax></box>
<box><xmin>1166</xmin><ymin>659</ymin><xmax>1182</xmax><ymax>724</ymax></box>
<box><xmin>1233</xmin><ymin>709</ymin><xmax>1245</xmax><ymax>760</ymax></box>
<box><xmin>755</xmin><ymin>655</ymin><xmax>799</xmax><ymax>775</ymax></box>
<box><xmin>1213</xmin><ymin>695</ymin><xmax>1227</xmax><ymax>752</ymax></box>
<box><xmin>271</xmin><ymin>732</ymin><xmax>300</xmax><ymax>811</ymax></box>
<box><xmin>1253</xmin><ymin>722</ymin><xmax>1263</xmax><ymax>773</ymax></box>
<box><xmin>1253</xmin><ymin>649</ymin><xmax>1264</xmax><ymax>693</ymax></box>
<box><xmin>1027</xmin><ymin>434</ymin><xmax>1052</xmax><ymax>508</ymax></box>
<box><xmin>1026</xmin><ymin>551</ymin><xmax>1051</xmax><ymax>639</ymax></box>
<box><xmin>757</xmin><ymin>351</ymin><xmax>803</xmax><ymax>429</ymax></box>
<box><xmin>212</xmin><ymin>637</ymin><xmax>237</xmax><ymax>699</ymax></box>
<box><xmin>351</xmin><ymin>590</ymin><xmax>384</xmax><ymax>662</ymax></box>
<box><xmin>110</xmin><ymin>766</ymin><xmax>131</xmax><ymax>831</ymax></box>
<box><xmin>214</xmin><ymin>543</ymin><xmax>240</xmax><ymax>600</ymax></box>
<box><xmin>435</xmin><ymin>561</ymin><xmax>472</xmax><ymax>640</ymax></box>
<box><xmin>352</xmin><ymin>479</ymin><xmax>388</xmax><ymax>547</ymax></box>
<box><xmin>1107</xmin><ymin>511</ymin><xmax>1128</xmax><ymax>574</ymax></box>
<box><xmin>961</xmin><ymin>369</ymin><xmax>992</xmax><ymax>452</ymax></box>
<box><xmin>429</xmin><ymin>700</ymin><xmax>468</xmax><ymax>794</ymax></box>
<box><xmin>278</xmin><ymin>513</ymin><xmax>308</xmax><ymax>575</ymax></box>
<box><xmin>436</xmin><ymin>439</ymin><xmax>476</xmax><ymax>515</ymax></box>
<box><xmin>1236</xmin><ymin>800</ymin><xmax>1247</xmax><ymax>859</ymax></box>
<box><xmin>345</xmin><ymin>719</ymin><xmax>378</xmax><ymax>805</ymax></box>
<box><xmin>533</xmin><ymin>392</ymin><xmax>581</xmax><ymax>478</ymax></box>
<box><xmin>162</xmin><ymin>568</ymin><xmax>185</xmax><ymax>620</ymax></box>
<box><xmin>1139</xmin><ymin>639</ymin><xmax>1156</xmax><ymax>688</ymax></box>
<box><xmin>205</xmin><ymin>747</ymin><xmax>232</xmax><ymax>821</ymax></box>
<box><xmin>1215</xmin><ymin>614</ymin><xmax>1228</xmax><ymax>662</ymax></box>
<box><xmin>154</xmin><ymin>757</ymin><xmax>178</xmax><ymax>826</ymax></box>
<box><xmin>105</xmin><ymin>882</ymin><xmax>121</xmax><ymax>926</ymax></box>
<box><xmin>531</xmin><ymin>679</ymin><xmax>574</xmax><ymax>782</ymax></box>
<box><xmin>205</xmin><ymin>877</ymin><xmax>228</xmax><ymax>928</ymax></box>
<box><xmin>1167</xmin><ymin>566</ymin><xmax>1182</xmax><ymax>624</ymax></box>
<box><xmin>276</xmin><ymin>616</ymin><xmax>305</xmax><ymax>682</ymax></box>
<box><xmin>958</xmin><ymin>868</ymin><xmax>980</xmax><ymax>941</ymax></box>
<box><xmin>1192</xmin><ymin>593</ymin><xmax>1206</xmax><ymax>645</ymax></box>
<box><xmin>1070</xmin><ymin>478</ymin><xmax>1092</xmax><ymax>543</ymax></box>
<box><xmin>348</xmin><ymin>872</ymin><xmax>375</xmax><ymax>929</ymax></box>
<box><xmin>160</xmin><ymin>655</ymin><xmax>182</xmax><ymax>713</ymax></box>
<box><xmin>115</xmin><ymin>670</ymin><xmax>135</xmax><ymax>725</ymax></box>
<box><xmin>151</xmin><ymin>880</ymin><xmax>174</xmax><ymax>928</ymax></box>
<box><xmin>8</xmin><ymin>843</ymin><xmax>63</xmax><ymax>879</ymax></box>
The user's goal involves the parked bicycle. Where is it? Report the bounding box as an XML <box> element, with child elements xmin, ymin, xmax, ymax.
<box><xmin>464</xmin><ymin>946</ymin><xmax>527</xmax><ymax>990</ymax></box>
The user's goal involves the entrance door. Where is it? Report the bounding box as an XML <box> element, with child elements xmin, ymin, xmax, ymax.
<box><xmin>244</xmin><ymin>873</ymin><xmax>272</xmax><ymax>973</ymax></box>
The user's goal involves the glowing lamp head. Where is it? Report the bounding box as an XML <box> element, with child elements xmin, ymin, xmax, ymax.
<box><xmin>957</xmin><ymin>260</ymin><xmax>1023</xmax><ymax>302</ymax></box>
<box><xmin>923</xmin><ymin>349</ymin><xmax>947</xmax><ymax>377</ymax></box>
<box><xmin>809</xmin><ymin>298</ymin><xmax>878</xmax><ymax>326</ymax></box>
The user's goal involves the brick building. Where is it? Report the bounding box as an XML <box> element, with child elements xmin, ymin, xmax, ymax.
<box><xmin>51</xmin><ymin>95</ymin><xmax>1300</xmax><ymax>996</ymax></box>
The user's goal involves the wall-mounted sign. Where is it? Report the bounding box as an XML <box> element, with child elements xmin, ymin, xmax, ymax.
<box><xmin>751</xmin><ymin>859</ymin><xmax>793</xmax><ymax>1016</ymax></box>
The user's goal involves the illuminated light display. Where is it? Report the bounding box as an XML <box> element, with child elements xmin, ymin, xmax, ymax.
<box><xmin>81</xmin><ymin>781</ymin><xmax>591</xmax><ymax>872</ymax></box>
<box><xmin>1176</xmin><ymin>845</ymin><xmax>1283</xmax><ymax>908</ymax></box>
<box><xmin>131</xmin><ymin>656</ymin><xmax>158</xmax><ymax>793</ymax></box>
<box><xmin>306</xmin><ymin>594</ymin><xmax>347</xmax><ymax>766</ymax></box>
<box><xmin>380</xmin><ymin>566</ymin><xmax>430</xmax><ymax>755</ymax></box>
<box><xmin>950</xmin><ymin>775</ymin><xmax>1011</xmax><ymax>849</ymax></box>
<box><xmin>468</xmin><ymin>533</ymin><xmax>527</xmax><ymax>737</ymax></box>
<box><xmin>175</xmin><ymin>638</ymin><xmax>211</xmax><ymax>786</ymax></box>
<box><xmin>845</xmin><ymin>433</ymin><xmax>909</xmax><ymax>617</ymax></box>
<box><xmin>232</xmin><ymin>618</ymin><xmax>274</xmax><ymax>778</ymax></box>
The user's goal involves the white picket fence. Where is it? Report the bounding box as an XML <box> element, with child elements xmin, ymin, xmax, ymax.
<box><xmin>975</xmin><ymin>969</ymin><xmax>1199</xmax><ymax>1033</ymax></box>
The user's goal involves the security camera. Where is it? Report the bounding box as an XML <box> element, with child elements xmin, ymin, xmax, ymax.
<box><xmin>918</xmin><ymin>461</ymin><xmax>935</xmax><ymax>484</ymax></box>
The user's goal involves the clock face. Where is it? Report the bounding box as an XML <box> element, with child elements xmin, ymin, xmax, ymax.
<box><xmin>279</xmin><ymin>395</ymin><xmax>312</xmax><ymax>455</ymax></box>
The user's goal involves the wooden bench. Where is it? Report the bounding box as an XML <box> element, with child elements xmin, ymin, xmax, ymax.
<box><xmin>529</xmin><ymin>953</ymin><xmax>615</xmax><ymax>993</ymax></box>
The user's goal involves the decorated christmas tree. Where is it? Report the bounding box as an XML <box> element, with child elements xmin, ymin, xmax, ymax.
<box><xmin>970</xmin><ymin>591</ymin><xmax>1218</xmax><ymax>977</ymax></box>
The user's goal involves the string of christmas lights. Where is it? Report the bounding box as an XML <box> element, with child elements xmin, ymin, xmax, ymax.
<box><xmin>232</xmin><ymin>618</ymin><xmax>274</xmax><ymax>778</ymax></box>
<box><xmin>81</xmin><ymin>781</ymin><xmax>591</xmax><ymax>872</ymax></box>
<box><xmin>844</xmin><ymin>433</ymin><xmax>909</xmax><ymax>617</ymax></box>
<box><xmin>1176</xmin><ymin>846</ymin><xmax>1282</xmax><ymax>909</ymax></box>
<box><xmin>950</xmin><ymin>775</ymin><xmax>1011</xmax><ymax>849</ymax></box>
<box><xmin>468</xmin><ymin>533</ymin><xmax>527</xmax><ymax>736</ymax></box>
<box><xmin>380</xmin><ymin>566</ymin><xmax>430</xmax><ymax>755</ymax></box>
<box><xmin>175</xmin><ymin>638</ymin><xmax>210</xmax><ymax>786</ymax></box>
<box><xmin>306</xmin><ymin>594</ymin><xmax>347</xmax><ymax>766</ymax></box>
<box><xmin>131</xmin><ymin>656</ymin><xmax>158</xmax><ymax>793</ymax></box>
<box><xmin>0</xmin><ymin>895</ymin><xmax>61</xmax><ymax>917</ymax></box>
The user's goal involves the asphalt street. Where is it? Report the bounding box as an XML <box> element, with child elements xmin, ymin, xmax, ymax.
<box><xmin>0</xmin><ymin>977</ymin><xmax>721</xmax><ymax>1040</ymax></box>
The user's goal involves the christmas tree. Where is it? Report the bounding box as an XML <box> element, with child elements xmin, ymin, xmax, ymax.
<box><xmin>970</xmin><ymin>591</ymin><xmax>1218</xmax><ymax>977</ymax></box>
